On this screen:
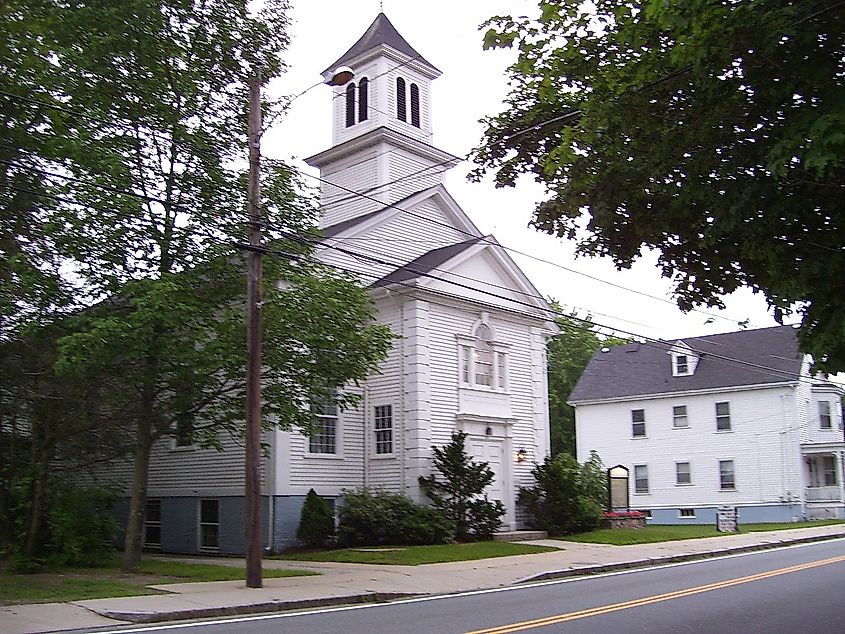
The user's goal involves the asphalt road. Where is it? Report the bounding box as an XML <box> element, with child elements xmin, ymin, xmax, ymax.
<box><xmin>88</xmin><ymin>539</ymin><xmax>845</xmax><ymax>634</ymax></box>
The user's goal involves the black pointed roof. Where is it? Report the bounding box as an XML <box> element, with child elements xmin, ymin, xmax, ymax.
<box><xmin>322</xmin><ymin>12</ymin><xmax>439</xmax><ymax>75</ymax></box>
<box><xmin>371</xmin><ymin>237</ymin><xmax>483</xmax><ymax>288</ymax></box>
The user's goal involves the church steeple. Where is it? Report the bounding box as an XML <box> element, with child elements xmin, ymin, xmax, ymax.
<box><xmin>306</xmin><ymin>13</ymin><xmax>459</xmax><ymax>228</ymax></box>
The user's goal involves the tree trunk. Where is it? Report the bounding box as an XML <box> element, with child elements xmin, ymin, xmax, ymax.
<box><xmin>23</xmin><ymin>438</ymin><xmax>54</xmax><ymax>558</ymax></box>
<box><xmin>122</xmin><ymin>395</ymin><xmax>154</xmax><ymax>572</ymax></box>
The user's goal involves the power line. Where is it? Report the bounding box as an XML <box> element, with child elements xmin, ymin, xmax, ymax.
<box><xmin>277</xmin><ymin>229</ymin><xmax>838</xmax><ymax>389</ymax></box>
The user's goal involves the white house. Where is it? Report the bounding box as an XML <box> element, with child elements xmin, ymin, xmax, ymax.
<box><xmin>129</xmin><ymin>12</ymin><xmax>557</xmax><ymax>554</ymax></box>
<box><xmin>571</xmin><ymin>325</ymin><xmax>845</xmax><ymax>524</ymax></box>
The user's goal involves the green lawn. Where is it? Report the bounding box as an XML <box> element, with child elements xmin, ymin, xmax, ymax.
<box><xmin>561</xmin><ymin>520</ymin><xmax>845</xmax><ymax>546</ymax></box>
<box><xmin>0</xmin><ymin>559</ymin><xmax>315</xmax><ymax>606</ymax></box>
<box><xmin>275</xmin><ymin>541</ymin><xmax>558</xmax><ymax>565</ymax></box>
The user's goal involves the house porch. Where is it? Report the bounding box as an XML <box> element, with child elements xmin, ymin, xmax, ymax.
<box><xmin>802</xmin><ymin>445</ymin><xmax>845</xmax><ymax>519</ymax></box>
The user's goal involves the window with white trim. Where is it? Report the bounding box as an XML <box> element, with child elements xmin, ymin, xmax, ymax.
<box><xmin>358</xmin><ymin>77</ymin><xmax>369</xmax><ymax>122</ymax></box>
<box><xmin>716</xmin><ymin>401</ymin><xmax>731</xmax><ymax>431</ymax></box>
<box><xmin>199</xmin><ymin>499</ymin><xmax>219</xmax><ymax>551</ymax></box>
<box><xmin>679</xmin><ymin>508</ymin><xmax>696</xmax><ymax>518</ymax></box>
<box><xmin>676</xmin><ymin>461</ymin><xmax>692</xmax><ymax>485</ymax></box>
<box><xmin>374</xmin><ymin>405</ymin><xmax>393</xmax><ymax>455</ymax></box>
<box><xmin>634</xmin><ymin>464</ymin><xmax>649</xmax><ymax>493</ymax></box>
<box><xmin>410</xmin><ymin>82</ymin><xmax>420</xmax><ymax>127</ymax></box>
<box><xmin>672</xmin><ymin>405</ymin><xmax>688</xmax><ymax>428</ymax></box>
<box><xmin>309</xmin><ymin>399</ymin><xmax>338</xmax><ymax>454</ymax></box>
<box><xmin>719</xmin><ymin>460</ymin><xmax>735</xmax><ymax>490</ymax></box>
<box><xmin>675</xmin><ymin>354</ymin><xmax>689</xmax><ymax>375</ymax></box>
<box><xmin>457</xmin><ymin>320</ymin><xmax>508</xmax><ymax>391</ymax></box>
<box><xmin>819</xmin><ymin>401</ymin><xmax>832</xmax><ymax>429</ymax></box>
<box><xmin>631</xmin><ymin>409</ymin><xmax>646</xmax><ymax>437</ymax></box>
<box><xmin>144</xmin><ymin>499</ymin><xmax>161</xmax><ymax>549</ymax></box>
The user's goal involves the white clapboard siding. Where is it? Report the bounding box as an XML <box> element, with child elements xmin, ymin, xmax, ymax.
<box><xmin>576</xmin><ymin>385</ymin><xmax>803</xmax><ymax>508</ymax></box>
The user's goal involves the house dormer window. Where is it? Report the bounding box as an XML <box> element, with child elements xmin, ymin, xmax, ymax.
<box><xmin>670</xmin><ymin>347</ymin><xmax>696</xmax><ymax>376</ymax></box>
<box><xmin>457</xmin><ymin>318</ymin><xmax>508</xmax><ymax>390</ymax></box>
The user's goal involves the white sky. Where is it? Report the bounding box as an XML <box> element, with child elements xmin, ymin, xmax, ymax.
<box><xmin>264</xmin><ymin>0</ymin><xmax>781</xmax><ymax>343</ymax></box>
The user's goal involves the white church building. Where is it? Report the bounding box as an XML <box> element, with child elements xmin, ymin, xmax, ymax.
<box><xmin>131</xmin><ymin>12</ymin><xmax>557</xmax><ymax>553</ymax></box>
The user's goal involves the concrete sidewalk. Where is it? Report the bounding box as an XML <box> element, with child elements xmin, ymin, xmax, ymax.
<box><xmin>3</xmin><ymin>524</ymin><xmax>844</xmax><ymax>634</ymax></box>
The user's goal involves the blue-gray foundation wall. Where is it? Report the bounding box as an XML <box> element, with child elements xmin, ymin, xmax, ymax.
<box><xmin>644</xmin><ymin>503</ymin><xmax>804</xmax><ymax>525</ymax></box>
<box><xmin>122</xmin><ymin>496</ymin><xmax>269</xmax><ymax>555</ymax></box>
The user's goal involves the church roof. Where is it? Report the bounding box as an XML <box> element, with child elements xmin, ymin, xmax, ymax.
<box><xmin>322</xmin><ymin>12</ymin><xmax>439</xmax><ymax>75</ymax></box>
<box><xmin>371</xmin><ymin>237</ymin><xmax>484</xmax><ymax>288</ymax></box>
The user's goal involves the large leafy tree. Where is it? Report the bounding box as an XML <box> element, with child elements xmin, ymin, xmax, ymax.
<box><xmin>547</xmin><ymin>307</ymin><xmax>627</xmax><ymax>457</ymax></box>
<box><xmin>2</xmin><ymin>0</ymin><xmax>393</xmax><ymax>571</ymax></box>
<box><xmin>473</xmin><ymin>1</ymin><xmax>845</xmax><ymax>371</ymax></box>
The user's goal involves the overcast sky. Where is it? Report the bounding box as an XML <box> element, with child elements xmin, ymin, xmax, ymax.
<box><xmin>263</xmin><ymin>0</ymin><xmax>782</xmax><ymax>343</ymax></box>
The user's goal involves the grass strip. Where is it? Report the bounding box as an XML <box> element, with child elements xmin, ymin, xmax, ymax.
<box><xmin>560</xmin><ymin>520</ymin><xmax>845</xmax><ymax>545</ymax></box>
<box><xmin>275</xmin><ymin>541</ymin><xmax>557</xmax><ymax>565</ymax></box>
<box><xmin>0</xmin><ymin>559</ymin><xmax>315</xmax><ymax>605</ymax></box>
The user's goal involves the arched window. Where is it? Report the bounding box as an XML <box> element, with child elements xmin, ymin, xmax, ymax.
<box><xmin>410</xmin><ymin>82</ymin><xmax>420</xmax><ymax>128</ymax></box>
<box><xmin>457</xmin><ymin>320</ymin><xmax>508</xmax><ymax>390</ymax></box>
<box><xmin>474</xmin><ymin>324</ymin><xmax>493</xmax><ymax>387</ymax></box>
<box><xmin>358</xmin><ymin>77</ymin><xmax>368</xmax><ymax>122</ymax></box>
<box><xmin>345</xmin><ymin>83</ymin><xmax>356</xmax><ymax>128</ymax></box>
<box><xmin>396</xmin><ymin>77</ymin><xmax>407</xmax><ymax>121</ymax></box>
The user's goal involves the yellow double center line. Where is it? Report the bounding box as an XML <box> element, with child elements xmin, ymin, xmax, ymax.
<box><xmin>467</xmin><ymin>554</ymin><xmax>845</xmax><ymax>633</ymax></box>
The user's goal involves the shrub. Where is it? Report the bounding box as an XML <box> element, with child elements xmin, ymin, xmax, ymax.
<box><xmin>337</xmin><ymin>489</ymin><xmax>452</xmax><ymax>547</ymax></box>
<box><xmin>418</xmin><ymin>432</ymin><xmax>505</xmax><ymax>541</ymax></box>
<box><xmin>518</xmin><ymin>451</ymin><xmax>606</xmax><ymax>535</ymax></box>
<box><xmin>297</xmin><ymin>489</ymin><xmax>334</xmax><ymax>548</ymax></box>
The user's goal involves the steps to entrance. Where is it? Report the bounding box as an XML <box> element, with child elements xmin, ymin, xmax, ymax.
<box><xmin>493</xmin><ymin>530</ymin><xmax>548</xmax><ymax>542</ymax></box>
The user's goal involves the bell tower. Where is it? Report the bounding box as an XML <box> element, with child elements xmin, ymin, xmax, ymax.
<box><xmin>306</xmin><ymin>13</ymin><xmax>460</xmax><ymax>228</ymax></box>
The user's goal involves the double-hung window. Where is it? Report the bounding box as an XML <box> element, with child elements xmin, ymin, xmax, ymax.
<box><xmin>676</xmin><ymin>462</ymin><xmax>692</xmax><ymax>485</ymax></box>
<box><xmin>631</xmin><ymin>409</ymin><xmax>646</xmax><ymax>437</ymax></box>
<box><xmin>199</xmin><ymin>499</ymin><xmax>219</xmax><ymax>551</ymax></box>
<box><xmin>310</xmin><ymin>400</ymin><xmax>338</xmax><ymax>454</ymax></box>
<box><xmin>374</xmin><ymin>405</ymin><xmax>393</xmax><ymax>455</ymax></box>
<box><xmin>719</xmin><ymin>460</ymin><xmax>735</xmax><ymax>490</ymax></box>
<box><xmin>634</xmin><ymin>465</ymin><xmax>649</xmax><ymax>493</ymax></box>
<box><xmin>144</xmin><ymin>499</ymin><xmax>161</xmax><ymax>549</ymax></box>
<box><xmin>819</xmin><ymin>401</ymin><xmax>832</xmax><ymax>429</ymax></box>
<box><xmin>672</xmin><ymin>405</ymin><xmax>688</xmax><ymax>428</ymax></box>
<box><xmin>716</xmin><ymin>402</ymin><xmax>731</xmax><ymax>431</ymax></box>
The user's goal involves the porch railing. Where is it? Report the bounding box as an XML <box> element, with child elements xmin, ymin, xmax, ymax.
<box><xmin>805</xmin><ymin>486</ymin><xmax>843</xmax><ymax>502</ymax></box>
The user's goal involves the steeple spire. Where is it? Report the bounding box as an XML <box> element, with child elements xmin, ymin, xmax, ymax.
<box><xmin>322</xmin><ymin>12</ymin><xmax>439</xmax><ymax>76</ymax></box>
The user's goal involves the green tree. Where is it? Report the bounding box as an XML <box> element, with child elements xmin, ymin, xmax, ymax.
<box><xmin>518</xmin><ymin>451</ymin><xmax>607</xmax><ymax>535</ymax></box>
<box><xmin>419</xmin><ymin>432</ymin><xmax>505</xmax><ymax>541</ymax></box>
<box><xmin>2</xmin><ymin>0</ymin><xmax>394</xmax><ymax>572</ymax></box>
<box><xmin>547</xmin><ymin>306</ymin><xmax>627</xmax><ymax>457</ymax></box>
<box><xmin>473</xmin><ymin>1</ymin><xmax>845</xmax><ymax>372</ymax></box>
<box><xmin>296</xmin><ymin>489</ymin><xmax>334</xmax><ymax>548</ymax></box>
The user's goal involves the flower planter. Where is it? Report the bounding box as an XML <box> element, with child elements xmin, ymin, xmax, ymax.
<box><xmin>601</xmin><ymin>511</ymin><xmax>646</xmax><ymax>529</ymax></box>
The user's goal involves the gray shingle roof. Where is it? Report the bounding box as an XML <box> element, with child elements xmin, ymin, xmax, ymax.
<box><xmin>322</xmin><ymin>12</ymin><xmax>439</xmax><ymax>76</ymax></box>
<box><xmin>569</xmin><ymin>325</ymin><xmax>803</xmax><ymax>403</ymax></box>
<box><xmin>370</xmin><ymin>237</ymin><xmax>483</xmax><ymax>288</ymax></box>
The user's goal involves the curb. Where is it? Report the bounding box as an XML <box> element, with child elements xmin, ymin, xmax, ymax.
<box><xmin>515</xmin><ymin>531</ymin><xmax>845</xmax><ymax>584</ymax></box>
<box><xmin>90</xmin><ymin>592</ymin><xmax>420</xmax><ymax>624</ymax></box>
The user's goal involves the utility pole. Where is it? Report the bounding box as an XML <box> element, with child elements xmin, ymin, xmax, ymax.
<box><xmin>245</xmin><ymin>73</ymin><xmax>263</xmax><ymax>589</ymax></box>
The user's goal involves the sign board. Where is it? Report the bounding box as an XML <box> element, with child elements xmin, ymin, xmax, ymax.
<box><xmin>607</xmin><ymin>465</ymin><xmax>630</xmax><ymax>511</ymax></box>
<box><xmin>716</xmin><ymin>506</ymin><xmax>739</xmax><ymax>532</ymax></box>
